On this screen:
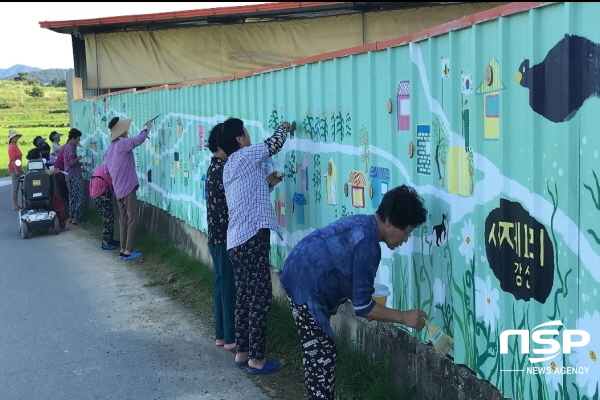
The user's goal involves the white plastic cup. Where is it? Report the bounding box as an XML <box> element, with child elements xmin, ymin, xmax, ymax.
<box><xmin>272</xmin><ymin>157</ymin><xmax>285</xmax><ymax>177</ymax></box>
<box><xmin>372</xmin><ymin>283</ymin><xmax>390</xmax><ymax>306</ymax></box>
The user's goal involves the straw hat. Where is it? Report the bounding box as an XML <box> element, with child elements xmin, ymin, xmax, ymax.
<box><xmin>110</xmin><ymin>118</ymin><xmax>132</xmax><ymax>141</ymax></box>
<box><xmin>8</xmin><ymin>129</ymin><xmax>22</xmax><ymax>142</ymax></box>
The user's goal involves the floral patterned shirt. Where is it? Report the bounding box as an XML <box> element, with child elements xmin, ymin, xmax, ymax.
<box><xmin>206</xmin><ymin>156</ymin><xmax>228</xmax><ymax>247</ymax></box>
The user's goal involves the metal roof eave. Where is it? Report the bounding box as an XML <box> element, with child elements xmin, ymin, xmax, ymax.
<box><xmin>39</xmin><ymin>2</ymin><xmax>471</xmax><ymax>35</ymax></box>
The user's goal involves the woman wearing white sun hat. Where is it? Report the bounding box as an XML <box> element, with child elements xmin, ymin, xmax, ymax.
<box><xmin>105</xmin><ymin>117</ymin><xmax>153</xmax><ymax>261</ymax></box>
<box><xmin>7</xmin><ymin>129</ymin><xmax>24</xmax><ymax>211</ymax></box>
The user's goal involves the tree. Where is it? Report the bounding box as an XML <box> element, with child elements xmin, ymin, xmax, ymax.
<box><xmin>27</xmin><ymin>85</ymin><xmax>45</xmax><ymax>97</ymax></box>
<box><xmin>14</xmin><ymin>72</ymin><xmax>29</xmax><ymax>81</ymax></box>
<box><xmin>51</xmin><ymin>77</ymin><xmax>67</xmax><ymax>87</ymax></box>
<box><xmin>25</xmin><ymin>77</ymin><xmax>40</xmax><ymax>86</ymax></box>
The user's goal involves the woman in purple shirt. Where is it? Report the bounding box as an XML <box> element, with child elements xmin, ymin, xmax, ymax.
<box><xmin>63</xmin><ymin>128</ymin><xmax>86</xmax><ymax>225</ymax></box>
<box><xmin>280</xmin><ymin>184</ymin><xmax>428</xmax><ymax>400</ymax></box>
<box><xmin>105</xmin><ymin>117</ymin><xmax>152</xmax><ymax>261</ymax></box>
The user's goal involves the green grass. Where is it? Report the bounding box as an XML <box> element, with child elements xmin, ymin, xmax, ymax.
<box><xmin>81</xmin><ymin>207</ymin><xmax>418</xmax><ymax>400</ymax></box>
<box><xmin>0</xmin><ymin>80</ymin><xmax>69</xmax><ymax>177</ymax></box>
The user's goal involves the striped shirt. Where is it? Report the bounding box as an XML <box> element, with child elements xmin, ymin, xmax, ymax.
<box><xmin>223</xmin><ymin>123</ymin><xmax>287</xmax><ymax>250</ymax></box>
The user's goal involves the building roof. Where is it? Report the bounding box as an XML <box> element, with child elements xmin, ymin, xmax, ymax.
<box><xmin>39</xmin><ymin>2</ymin><xmax>473</xmax><ymax>35</ymax></box>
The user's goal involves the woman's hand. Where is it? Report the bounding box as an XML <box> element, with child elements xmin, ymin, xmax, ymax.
<box><xmin>281</xmin><ymin>121</ymin><xmax>292</xmax><ymax>133</ymax></box>
<box><xmin>266</xmin><ymin>171</ymin><xmax>283</xmax><ymax>188</ymax></box>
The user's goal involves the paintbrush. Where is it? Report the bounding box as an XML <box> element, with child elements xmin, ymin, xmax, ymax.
<box><xmin>423</xmin><ymin>318</ymin><xmax>454</xmax><ymax>356</ymax></box>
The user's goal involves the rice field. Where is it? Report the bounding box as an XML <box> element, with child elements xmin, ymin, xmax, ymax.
<box><xmin>0</xmin><ymin>80</ymin><xmax>69</xmax><ymax>177</ymax></box>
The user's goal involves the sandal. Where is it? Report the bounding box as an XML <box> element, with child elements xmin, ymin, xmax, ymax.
<box><xmin>247</xmin><ymin>360</ymin><xmax>281</xmax><ymax>375</ymax></box>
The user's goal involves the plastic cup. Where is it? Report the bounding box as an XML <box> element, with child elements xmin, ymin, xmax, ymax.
<box><xmin>372</xmin><ymin>283</ymin><xmax>390</xmax><ymax>306</ymax></box>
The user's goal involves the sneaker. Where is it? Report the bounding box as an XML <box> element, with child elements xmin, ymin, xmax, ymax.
<box><xmin>101</xmin><ymin>244</ymin><xmax>117</xmax><ymax>250</ymax></box>
<box><xmin>60</xmin><ymin>227</ymin><xmax>70</xmax><ymax>232</ymax></box>
<box><xmin>122</xmin><ymin>252</ymin><xmax>142</xmax><ymax>261</ymax></box>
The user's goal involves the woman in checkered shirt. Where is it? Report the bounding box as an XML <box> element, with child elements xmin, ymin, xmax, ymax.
<box><xmin>218</xmin><ymin>118</ymin><xmax>291</xmax><ymax>375</ymax></box>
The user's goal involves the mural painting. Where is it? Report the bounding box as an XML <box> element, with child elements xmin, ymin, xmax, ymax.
<box><xmin>72</xmin><ymin>4</ymin><xmax>600</xmax><ymax>399</ymax></box>
<box><xmin>516</xmin><ymin>34</ymin><xmax>600</xmax><ymax>123</ymax></box>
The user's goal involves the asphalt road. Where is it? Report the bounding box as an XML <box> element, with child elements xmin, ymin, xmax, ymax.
<box><xmin>0</xmin><ymin>177</ymin><xmax>272</xmax><ymax>400</ymax></box>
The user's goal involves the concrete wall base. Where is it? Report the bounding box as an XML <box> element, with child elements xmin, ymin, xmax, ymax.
<box><xmin>331</xmin><ymin>303</ymin><xmax>511</xmax><ymax>400</ymax></box>
<box><xmin>137</xmin><ymin>201</ymin><xmax>212</xmax><ymax>268</ymax></box>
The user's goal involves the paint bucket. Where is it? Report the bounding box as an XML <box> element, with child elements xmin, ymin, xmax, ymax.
<box><xmin>372</xmin><ymin>283</ymin><xmax>390</xmax><ymax>306</ymax></box>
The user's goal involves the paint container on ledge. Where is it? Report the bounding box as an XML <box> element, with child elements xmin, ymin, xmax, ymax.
<box><xmin>372</xmin><ymin>283</ymin><xmax>390</xmax><ymax>306</ymax></box>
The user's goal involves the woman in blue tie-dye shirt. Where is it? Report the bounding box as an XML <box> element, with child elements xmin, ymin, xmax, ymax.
<box><xmin>280</xmin><ymin>184</ymin><xmax>428</xmax><ymax>400</ymax></box>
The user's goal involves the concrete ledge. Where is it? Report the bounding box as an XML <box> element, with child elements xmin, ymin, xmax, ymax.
<box><xmin>331</xmin><ymin>303</ymin><xmax>510</xmax><ymax>400</ymax></box>
<box><xmin>137</xmin><ymin>201</ymin><xmax>212</xmax><ymax>268</ymax></box>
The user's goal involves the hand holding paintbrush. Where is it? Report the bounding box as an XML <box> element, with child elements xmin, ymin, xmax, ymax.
<box><xmin>423</xmin><ymin>318</ymin><xmax>454</xmax><ymax>356</ymax></box>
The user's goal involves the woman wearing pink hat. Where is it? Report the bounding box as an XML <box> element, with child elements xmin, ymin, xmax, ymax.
<box><xmin>7</xmin><ymin>129</ymin><xmax>24</xmax><ymax>211</ymax></box>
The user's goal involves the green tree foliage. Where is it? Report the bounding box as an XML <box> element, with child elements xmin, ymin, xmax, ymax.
<box><xmin>10</xmin><ymin>69</ymin><xmax>72</xmax><ymax>85</ymax></box>
<box><xmin>25</xmin><ymin>77</ymin><xmax>40</xmax><ymax>86</ymax></box>
<box><xmin>13</xmin><ymin>72</ymin><xmax>29</xmax><ymax>81</ymax></box>
<box><xmin>26</xmin><ymin>85</ymin><xmax>45</xmax><ymax>97</ymax></box>
<box><xmin>51</xmin><ymin>77</ymin><xmax>67</xmax><ymax>87</ymax></box>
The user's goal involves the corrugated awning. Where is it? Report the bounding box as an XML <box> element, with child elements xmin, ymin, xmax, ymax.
<box><xmin>39</xmin><ymin>2</ymin><xmax>470</xmax><ymax>35</ymax></box>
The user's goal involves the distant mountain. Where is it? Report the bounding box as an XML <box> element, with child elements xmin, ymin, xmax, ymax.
<box><xmin>0</xmin><ymin>64</ymin><xmax>41</xmax><ymax>79</ymax></box>
<box><xmin>0</xmin><ymin>65</ymin><xmax>74</xmax><ymax>85</ymax></box>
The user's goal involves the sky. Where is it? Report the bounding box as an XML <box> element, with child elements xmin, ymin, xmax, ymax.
<box><xmin>0</xmin><ymin>2</ymin><xmax>269</xmax><ymax>70</ymax></box>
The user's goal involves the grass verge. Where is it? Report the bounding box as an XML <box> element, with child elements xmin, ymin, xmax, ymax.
<box><xmin>81</xmin><ymin>207</ymin><xmax>418</xmax><ymax>400</ymax></box>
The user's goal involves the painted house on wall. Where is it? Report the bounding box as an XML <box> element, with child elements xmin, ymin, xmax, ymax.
<box><xmin>299</xmin><ymin>154</ymin><xmax>309</xmax><ymax>191</ymax></box>
<box><xmin>325</xmin><ymin>157</ymin><xmax>337</xmax><ymax>206</ymax></box>
<box><xmin>397</xmin><ymin>80</ymin><xmax>410</xmax><ymax>131</ymax></box>
<box><xmin>369</xmin><ymin>166</ymin><xmax>390</xmax><ymax>208</ymax></box>
<box><xmin>416</xmin><ymin>124</ymin><xmax>432</xmax><ymax>175</ymax></box>
<box><xmin>476</xmin><ymin>56</ymin><xmax>505</xmax><ymax>139</ymax></box>
<box><xmin>292</xmin><ymin>192</ymin><xmax>307</xmax><ymax>225</ymax></box>
<box><xmin>276</xmin><ymin>194</ymin><xmax>286</xmax><ymax>227</ymax></box>
<box><xmin>347</xmin><ymin>170</ymin><xmax>367</xmax><ymax>208</ymax></box>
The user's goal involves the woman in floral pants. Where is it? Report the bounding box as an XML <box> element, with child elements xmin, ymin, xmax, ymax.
<box><xmin>63</xmin><ymin>128</ymin><xmax>86</xmax><ymax>225</ymax></box>
<box><xmin>89</xmin><ymin>163</ymin><xmax>119</xmax><ymax>250</ymax></box>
